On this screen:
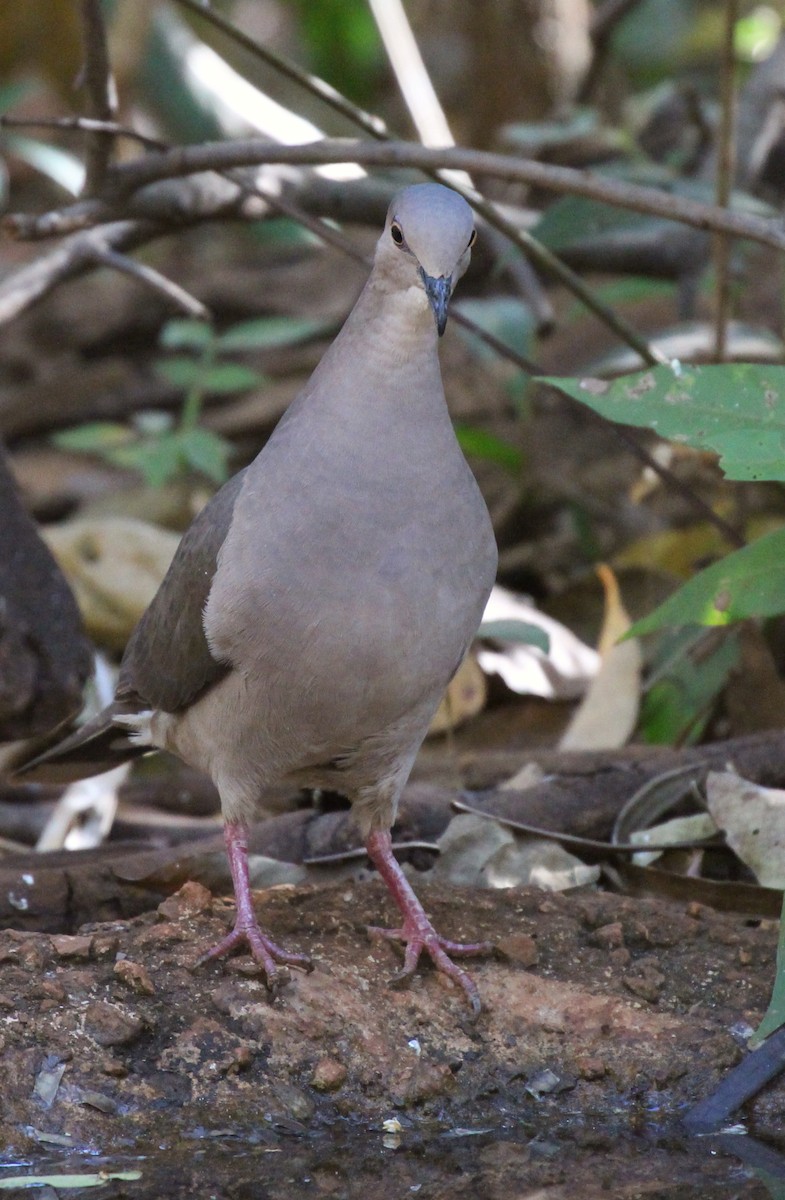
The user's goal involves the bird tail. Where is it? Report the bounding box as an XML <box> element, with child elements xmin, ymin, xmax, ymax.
<box><xmin>12</xmin><ymin>705</ymin><xmax>148</xmax><ymax>784</ymax></box>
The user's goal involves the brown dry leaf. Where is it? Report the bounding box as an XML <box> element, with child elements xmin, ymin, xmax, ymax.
<box><xmin>559</xmin><ymin>563</ymin><xmax>641</xmax><ymax>751</ymax></box>
<box><xmin>43</xmin><ymin>517</ymin><xmax>179</xmax><ymax>651</ymax></box>
<box><xmin>428</xmin><ymin>653</ymin><xmax>487</xmax><ymax>735</ymax></box>
<box><xmin>706</xmin><ymin>768</ymin><xmax>785</xmax><ymax>888</ymax></box>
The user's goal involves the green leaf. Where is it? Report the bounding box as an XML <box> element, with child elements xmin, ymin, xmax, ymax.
<box><xmin>178</xmin><ymin>427</ymin><xmax>231</xmax><ymax>483</ymax></box>
<box><xmin>200</xmin><ymin>363</ymin><xmax>263</xmax><ymax>393</ymax></box>
<box><xmin>454</xmin><ymin>297</ymin><xmax>534</xmax><ymax>364</ymax></box>
<box><xmin>640</xmin><ymin>627</ymin><xmax>741</xmax><ymax>744</ymax></box>
<box><xmin>52</xmin><ymin>422</ymin><xmax>132</xmax><ymax>452</ymax></box>
<box><xmin>216</xmin><ymin>315</ymin><xmax>331</xmax><ymax>351</ymax></box>
<box><xmin>159</xmin><ymin>318</ymin><xmax>214</xmax><ymax>350</ymax></box>
<box><xmin>629</xmin><ymin>528</ymin><xmax>785</xmax><ymax>635</ymax></box>
<box><xmin>455</xmin><ymin>424</ymin><xmax>523</xmax><ymax>473</ymax></box>
<box><xmin>753</xmin><ymin>894</ymin><xmax>785</xmax><ymax>1045</ymax></box>
<box><xmin>540</xmin><ymin>363</ymin><xmax>785</xmax><ymax>482</ymax></box>
<box><xmin>157</xmin><ymin>359</ymin><xmax>260</xmax><ymax>393</ymax></box>
<box><xmin>478</xmin><ymin>619</ymin><xmax>550</xmax><ymax>653</ymax></box>
<box><xmin>108</xmin><ymin>435</ymin><xmax>184</xmax><ymax>488</ymax></box>
<box><xmin>155</xmin><ymin>357</ymin><xmax>205</xmax><ymax>389</ymax></box>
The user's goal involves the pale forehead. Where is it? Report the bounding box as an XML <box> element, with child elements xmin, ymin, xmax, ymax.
<box><xmin>387</xmin><ymin>184</ymin><xmax>474</xmax><ymax>245</ymax></box>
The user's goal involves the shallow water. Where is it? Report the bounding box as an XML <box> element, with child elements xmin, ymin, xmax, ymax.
<box><xmin>3</xmin><ymin>1126</ymin><xmax>783</xmax><ymax>1199</ymax></box>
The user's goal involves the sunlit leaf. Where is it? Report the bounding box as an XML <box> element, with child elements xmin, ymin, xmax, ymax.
<box><xmin>629</xmin><ymin>529</ymin><xmax>785</xmax><ymax>635</ymax></box>
<box><xmin>540</xmin><ymin>363</ymin><xmax>785</xmax><ymax>482</ymax></box>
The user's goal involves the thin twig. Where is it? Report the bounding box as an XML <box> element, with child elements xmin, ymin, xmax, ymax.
<box><xmin>0</xmin><ymin>114</ymin><xmax>166</xmax><ymax>151</ymax></box>
<box><xmin>172</xmin><ymin>0</ymin><xmax>389</xmax><ymax>140</ymax></box>
<box><xmin>104</xmin><ymin>139</ymin><xmax>785</xmax><ymax>252</ymax></box>
<box><xmin>81</xmin><ymin>245</ymin><xmax>209</xmax><ymax>318</ymax></box>
<box><xmin>79</xmin><ymin>0</ymin><xmax>119</xmax><ymax>194</ymax></box>
<box><xmin>714</xmin><ymin>0</ymin><xmax>740</xmax><ymax>361</ymax></box>
<box><xmin>0</xmin><ymin>220</ymin><xmax>160</xmax><ymax>326</ymax></box>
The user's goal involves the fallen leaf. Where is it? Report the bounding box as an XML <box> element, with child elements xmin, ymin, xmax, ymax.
<box><xmin>559</xmin><ymin>564</ymin><xmax>641</xmax><ymax>751</ymax></box>
<box><xmin>706</xmin><ymin>769</ymin><xmax>785</xmax><ymax>887</ymax></box>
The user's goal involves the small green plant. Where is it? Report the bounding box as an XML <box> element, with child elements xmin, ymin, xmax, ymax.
<box><xmin>543</xmin><ymin>358</ymin><xmax>785</xmax><ymax>1036</ymax></box>
<box><xmin>54</xmin><ymin>314</ymin><xmax>330</xmax><ymax>488</ymax></box>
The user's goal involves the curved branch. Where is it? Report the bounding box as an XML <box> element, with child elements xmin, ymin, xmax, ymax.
<box><xmin>104</xmin><ymin>138</ymin><xmax>785</xmax><ymax>252</ymax></box>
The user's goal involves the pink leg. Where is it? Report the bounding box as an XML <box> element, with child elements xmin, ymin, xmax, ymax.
<box><xmin>196</xmin><ymin>821</ymin><xmax>312</xmax><ymax>989</ymax></box>
<box><xmin>365</xmin><ymin>829</ymin><xmax>492</xmax><ymax>1017</ymax></box>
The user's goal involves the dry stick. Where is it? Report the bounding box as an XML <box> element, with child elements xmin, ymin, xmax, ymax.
<box><xmin>79</xmin><ymin>0</ymin><xmax>119</xmax><ymax>195</ymax></box>
<box><xmin>714</xmin><ymin>0</ymin><xmax>740</xmax><ymax>362</ymax></box>
<box><xmin>0</xmin><ymin>220</ymin><xmax>161</xmax><ymax>325</ymax></box>
<box><xmin>81</xmin><ymin>244</ymin><xmax>209</xmax><ymax>319</ymax></box>
<box><xmin>0</xmin><ymin>114</ymin><xmax>167</xmax><ymax>151</ymax></box>
<box><xmin>106</xmin><ymin>139</ymin><xmax>785</xmax><ymax>253</ymax></box>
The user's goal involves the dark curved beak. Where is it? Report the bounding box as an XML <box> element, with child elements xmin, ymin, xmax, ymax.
<box><xmin>420</xmin><ymin>270</ymin><xmax>452</xmax><ymax>337</ymax></box>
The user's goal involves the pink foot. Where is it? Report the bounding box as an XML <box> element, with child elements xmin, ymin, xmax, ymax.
<box><xmin>365</xmin><ymin>829</ymin><xmax>492</xmax><ymax>1018</ymax></box>
<box><xmin>196</xmin><ymin>822</ymin><xmax>312</xmax><ymax>991</ymax></box>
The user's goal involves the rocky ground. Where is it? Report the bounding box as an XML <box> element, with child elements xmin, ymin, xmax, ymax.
<box><xmin>0</xmin><ymin>870</ymin><xmax>780</xmax><ymax>1198</ymax></box>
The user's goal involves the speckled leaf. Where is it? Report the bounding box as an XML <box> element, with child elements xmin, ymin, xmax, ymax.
<box><xmin>629</xmin><ymin>528</ymin><xmax>785</xmax><ymax>635</ymax></box>
<box><xmin>540</xmin><ymin>363</ymin><xmax>785</xmax><ymax>481</ymax></box>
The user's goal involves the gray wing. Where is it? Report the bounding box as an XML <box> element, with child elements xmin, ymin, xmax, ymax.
<box><xmin>117</xmin><ymin>467</ymin><xmax>248</xmax><ymax>713</ymax></box>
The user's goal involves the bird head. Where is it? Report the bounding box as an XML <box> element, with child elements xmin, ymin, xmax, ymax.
<box><xmin>378</xmin><ymin>183</ymin><xmax>476</xmax><ymax>336</ymax></box>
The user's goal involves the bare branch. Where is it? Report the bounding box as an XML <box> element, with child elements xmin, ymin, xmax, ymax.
<box><xmin>104</xmin><ymin>139</ymin><xmax>785</xmax><ymax>253</ymax></box>
<box><xmin>80</xmin><ymin>245</ymin><xmax>209</xmax><ymax>319</ymax></box>
<box><xmin>0</xmin><ymin>220</ymin><xmax>159</xmax><ymax>326</ymax></box>
<box><xmin>0</xmin><ymin>114</ymin><xmax>166</xmax><ymax>151</ymax></box>
<box><xmin>171</xmin><ymin>0</ymin><xmax>389</xmax><ymax>141</ymax></box>
<box><xmin>4</xmin><ymin>199</ymin><xmax>110</xmax><ymax>240</ymax></box>
<box><xmin>79</xmin><ymin>0</ymin><xmax>119</xmax><ymax>193</ymax></box>
<box><xmin>713</xmin><ymin>0</ymin><xmax>740</xmax><ymax>361</ymax></box>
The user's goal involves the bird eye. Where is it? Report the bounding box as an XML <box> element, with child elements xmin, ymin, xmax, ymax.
<box><xmin>468</xmin><ymin>229</ymin><xmax>477</xmax><ymax>248</ymax></box>
<box><xmin>390</xmin><ymin>222</ymin><xmax>404</xmax><ymax>246</ymax></box>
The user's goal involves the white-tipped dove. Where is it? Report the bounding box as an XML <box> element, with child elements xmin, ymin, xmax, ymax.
<box><xmin>28</xmin><ymin>184</ymin><xmax>498</xmax><ymax>1013</ymax></box>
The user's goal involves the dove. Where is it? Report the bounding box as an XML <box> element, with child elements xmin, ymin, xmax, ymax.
<box><xmin>27</xmin><ymin>183</ymin><xmax>498</xmax><ymax>1013</ymax></box>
